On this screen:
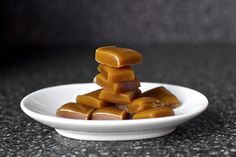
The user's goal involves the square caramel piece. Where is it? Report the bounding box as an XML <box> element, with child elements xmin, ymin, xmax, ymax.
<box><xmin>99</xmin><ymin>89</ymin><xmax>141</xmax><ymax>104</ymax></box>
<box><xmin>94</xmin><ymin>74</ymin><xmax>140</xmax><ymax>94</ymax></box>
<box><xmin>95</xmin><ymin>46</ymin><xmax>142</xmax><ymax>68</ymax></box>
<box><xmin>76</xmin><ymin>89</ymin><xmax>112</xmax><ymax>108</ymax></box>
<box><xmin>56</xmin><ymin>102</ymin><xmax>95</xmax><ymax>120</ymax></box>
<box><xmin>128</xmin><ymin>97</ymin><xmax>164</xmax><ymax>114</ymax></box>
<box><xmin>92</xmin><ymin>106</ymin><xmax>129</xmax><ymax>120</ymax></box>
<box><xmin>142</xmin><ymin>86</ymin><xmax>180</xmax><ymax>108</ymax></box>
<box><xmin>98</xmin><ymin>64</ymin><xmax>135</xmax><ymax>82</ymax></box>
<box><xmin>132</xmin><ymin>107</ymin><xmax>175</xmax><ymax>119</ymax></box>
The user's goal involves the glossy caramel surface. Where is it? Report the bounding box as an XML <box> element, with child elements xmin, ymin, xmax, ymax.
<box><xmin>99</xmin><ymin>89</ymin><xmax>141</xmax><ymax>104</ymax></box>
<box><xmin>76</xmin><ymin>89</ymin><xmax>112</xmax><ymax>108</ymax></box>
<box><xmin>94</xmin><ymin>74</ymin><xmax>140</xmax><ymax>94</ymax></box>
<box><xmin>132</xmin><ymin>107</ymin><xmax>175</xmax><ymax>119</ymax></box>
<box><xmin>95</xmin><ymin>46</ymin><xmax>142</xmax><ymax>67</ymax></box>
<box><xmin>128</xmin><ymin>97</ymin><xmax>164</xmax><ymax>114</ymax></box>
<box><xmin>92</xmin><ymin>106</ymin><xmax>129</xmax><ymax>120</ymax></box>
<box><xmin>142</xmin><ymin>86</ymin><xmax>180</xmax><ymax>108</ymax></box>
<box><xmin>56</xmin><ymin>102</ymin><xmax>95</xmax><ymax>120</ymax></box>
<box><xmin>98</xmin><ymin>64</ymin><xmax>135</xmax><ymax>82</ymax></box>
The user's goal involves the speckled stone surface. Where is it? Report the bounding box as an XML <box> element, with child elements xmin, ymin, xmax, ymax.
<box><xmin>0</xmin><ymin>45</ymin><xmax>236</xmax><ymax>156</ymax></box>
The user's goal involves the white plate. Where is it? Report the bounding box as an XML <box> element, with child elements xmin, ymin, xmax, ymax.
<box><xmin>20</xmin><ymin>82</ymin><xmax>208</xmax><ymax>141</ymax></box>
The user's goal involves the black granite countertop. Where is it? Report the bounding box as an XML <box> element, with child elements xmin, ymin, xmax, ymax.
<box><xmin>0</xmin><ymin>45</ymin><xmax>236</xmax><ymax>156</ymax></box>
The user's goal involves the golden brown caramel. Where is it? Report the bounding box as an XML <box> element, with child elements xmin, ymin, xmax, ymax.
<box><xmin>94</xmin><ymin>74</ymin><xmax>140</xmax><ymax>94</ymax></box>
<box><xmin>132</xmin><ymin>107</ymin><xmax>175</xmax><ymax>119</ymax></box>
<box><xmin>142</xmin><ymin>86</ymin><xmax>180</xmax><ymax>108</ymax></box>
<box><xmin>56</xmin><ymin>102</ymin><xmax>95</xmax><ymax>120</ymax></box>
<box><xmin>128</xmin><ymin>97</ymin><xmax>164</xmax><ymax>114</ymax></box>
<box><xmin>76</xmin><ymin>89</ymin><xmax>112</xmax><ymax>108</ymax></box>
<box><xmin>98</xmin><ymin>64</ymin><xmax>135</xmax><ymax>82</ymax></box>
<box><xmin>92</xmin><ymin>106</ymin><xmax>129</xmax><ymax>120</ymax></box>
<box><xmin>95</xmin><ymin>46</ymin><xmax>142</xmax><ymax>67</ymax></box>
<box><xmin>56</xmin><ymin>46</ymin><xmax>180</xmax><ymax>121</ymax></box>
<box><xmin>99</xmin><ymin>89</ymin><xmax>141</xmax><ymax>104</ymax></box>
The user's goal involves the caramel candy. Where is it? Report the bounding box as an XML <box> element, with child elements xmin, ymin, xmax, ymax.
<box><xmin>142</xmin><ymin>86</ymin><xmax>180</xmax><ymax>108</ymax></box>
<box><xmin>76</xmin><ymin>89</ymin><xmax>112</xmax><ymax>108</ymax></box>
<box><xmin>94</xmin><ymin>73</ymin><xmax>140</xmax><ymax>93</ymax></box>
<box><xmin>94</xmin><ymin>74</ymin><xmax>140</xmax><ymax>94</ymax></box>
<box><xmin>98</xmin><ymin>64</ymin><xmax>135</xmax><ymax>82</ymax></box>
<box><xmin>95</xmin><ymin>46</ymin><xmax>142</xmax><ymax>67</ymax></box>
<box><xmin>99</xmin><ymin>89</ymin><xmax>141</xmax><ymax>104</ymax></box>
<box><xmin>128</xmin><ymin>97</ymin><xmax>164</xmax><ymax>114</ymax></box>
<box><xmin>132</xmin><ymin>107</ymin><xmax>175</xmax><ymax>119</ymax></box>
<box><xmin>56</xmin><ymin>102</ymin><xmax>95</xmax><ymax>120</ymax></box>
<box><xmin>92</xmin><ymin>106</ymin><xmax>129</xmax><ymax>120</ymax></box>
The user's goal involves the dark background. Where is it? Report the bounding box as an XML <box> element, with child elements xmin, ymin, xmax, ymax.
<box><xmin>2</xmin><ymin>0</ymin><xmax>236</xmax><ymax>48</ymax></box>
<box><xmin>1</xmin><ymin>1</ymin><xmax>236</xmax><ymax>156</ymax></box>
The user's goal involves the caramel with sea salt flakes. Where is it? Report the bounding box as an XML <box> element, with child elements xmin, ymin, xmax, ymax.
<box><xmin>142</xmin><ymin>86</ymin><xmax>180</xmax><ymax>108</ymax></box>
<box><xmin>128</xmin><ymin>97</ymin><xmax>164</xmax><ymax>114</ymax></box>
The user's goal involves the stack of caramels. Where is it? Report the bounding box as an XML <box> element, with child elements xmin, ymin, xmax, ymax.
<box><xmin>56</xmin><ymin>46</ymin><xmax>179</xmax><ymax>120</ymax></box>
<box><xmin>94</xmin><ymin>46</ymin><xmax>142</xmax><ymax>105</ymax></box>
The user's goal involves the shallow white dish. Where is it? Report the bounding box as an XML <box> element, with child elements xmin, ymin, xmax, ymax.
<box><xmin>21</xmin><ymin>82</ymin><xmax>208</xmax><ymax>141</ymax></box>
